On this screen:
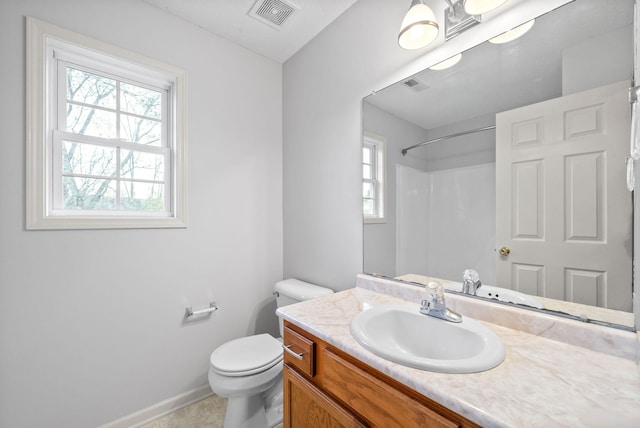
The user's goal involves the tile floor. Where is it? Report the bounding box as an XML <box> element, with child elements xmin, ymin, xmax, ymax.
<box><xmin>139</xmin><ymin>394</ymin><xmax>225</xmax><ymax>428</ymax></box>
<box><xmin>139</xmin><ymin>394</ymin><xmax>283</xmax><ymax>428</ymax></box>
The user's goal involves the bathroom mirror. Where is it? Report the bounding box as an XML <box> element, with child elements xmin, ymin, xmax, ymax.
<box><xmin>363</xmin><ymin>0</ymin><xmax>636</xmax><ymax>330</ymax></box>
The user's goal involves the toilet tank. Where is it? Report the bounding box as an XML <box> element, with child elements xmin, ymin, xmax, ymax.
<box><xmin>275</xmin><ymin>278</ymin><xmax>333</xmax><ymax>336</ymax></box>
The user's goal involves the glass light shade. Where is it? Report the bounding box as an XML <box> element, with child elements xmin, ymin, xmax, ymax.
<box><xmin>429</xmin><ymin>53</ymin><xmax>463</xmax><ymax>70</ymax></box>
<box><xmin>463</xmin><ymin>0</ymin><xmax>509</xmax><ymax>15</ymax></box>
<box><xmin>489</xmin><ymin>19</ymin><xmax>535</xmax><ymax>44</ymax></box>
<box><xmin>398</xmin><ymin>1</ymin><xmax>439</xmax><ymax>50</ymax></box>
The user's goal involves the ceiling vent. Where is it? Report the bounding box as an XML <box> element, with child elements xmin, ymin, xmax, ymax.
<box><xmin>249</xmin><ymin>0</ymin><xmax>299</xmax><ymax>30</ymax></box>
<box><xmin>403</xmin><ymin>78</ymin><xmax>428</xmax><ymax>93</ymax></box>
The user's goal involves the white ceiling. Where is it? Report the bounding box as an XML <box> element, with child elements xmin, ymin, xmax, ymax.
<box><xmin>142</xmin><ymin>0</ymin><xmax>359</xmax><ymax>63</ymax></box>
<box><xmin>365</xmin><ymin>0</ymin><xmax>633</xmax><ymax>132</ymax></box>
<box><xmin>141</xmin><ymin>0</ymin><xmax>634</xmax><ymax>132</ymax></box>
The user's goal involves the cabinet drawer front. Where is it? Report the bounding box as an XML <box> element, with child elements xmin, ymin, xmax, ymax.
<box><xmin>283</xmin><ymin>326</ymin><xmax>315</xmax><ymax>377</ymax></box>
<box><xmin>322</xmin><ymin>350</ymin><xmax>459</xmax><ymax>428</ymax></box>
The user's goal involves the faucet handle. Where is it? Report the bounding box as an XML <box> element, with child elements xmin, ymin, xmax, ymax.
<box><xmin>426</xmin><ymin>281</ymin><xmax>445</xmax><ymax>303</ymax></box>
<box><xmin>463</xmin><ymin>269</ymin><xmax>480</xmax><ymax>283</ymax></box>
<box><xmin>420</xmin><ymin>281</ymin><xmax>463</xmax><ymax>323</ymax></box>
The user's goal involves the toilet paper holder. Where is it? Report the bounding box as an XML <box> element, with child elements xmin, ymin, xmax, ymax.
<box><xmin>185</xmin><ymin>301</ymin><xmax>218</xmax><ymax>319</ymax></box>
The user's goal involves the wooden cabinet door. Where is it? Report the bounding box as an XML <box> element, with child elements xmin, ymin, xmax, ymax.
<box><xmin>283</xmin><ymin>365</ymin><xmax>367</xmax><ymax>428</ymax></box>
<box><xmin>321</xmin><ymin>349</ymin><xmax>459</xmax><ymax>428</ymax></box>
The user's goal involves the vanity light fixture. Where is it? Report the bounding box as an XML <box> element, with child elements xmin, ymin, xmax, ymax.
<box><xmin>429</xmin><ymin>53</ymin><xmax>463</xmax><ymax>70</ymax></box>
<box><xmin>463</xmin><ymin>0</ymin><xmax>509</xmax><ymax>15</ymax></box>
<box><xmin>488</xmin><ymin>19</ymin><xmax>535</xmax><ymax>44</ymax></box>
<box><xmin>398</xmin><ymin>0</ymin><xmax>440</xmax><ymax>50</ymax></box>
<box><xmin>443</xmin><ymin>0</ymin><xmax>480</xmax><ymax>41</ymax></box>
<box><xmin>399</xmin><ymin>0</ymin><xmax>511</xmax><ymax>50</ymax></box>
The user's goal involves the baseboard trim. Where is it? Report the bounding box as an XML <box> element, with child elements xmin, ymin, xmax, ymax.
<box><xmin>98</xmin><ymin>384</ymin><xmax>214</xmax><ymax>428</ymax></box>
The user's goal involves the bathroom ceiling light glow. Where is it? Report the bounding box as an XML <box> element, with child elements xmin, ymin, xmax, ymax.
<box><xmin>398</xmin><ymin>0</ymin><xmax>439</xmax><ymax>50</ymax></box>
<box><xmin>429</xmin><ymin>53</ymin><xmax>463</xmax><ymax>70</ymax></box>
<box><xmin>463</xmin><ymin>0</ymin><xmax>509</xmax><ymax>16</ymax></box>
<box><xmin>488</xmin><ymin>19</ymin><xmax>535</xmax><ymax>44</ymax></box>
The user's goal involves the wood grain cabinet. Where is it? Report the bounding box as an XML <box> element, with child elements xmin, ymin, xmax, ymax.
<box><xmin>282</xmin><ymin>321</ymin><xmax>480</xmax><ymax>428</ymax></box>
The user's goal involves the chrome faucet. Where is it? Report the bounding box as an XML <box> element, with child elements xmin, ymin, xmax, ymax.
<box><xmin>419</xmin><ymin>281</ymin><xmax>462</xmax><ymax>323</ymax></box>
<box><xmin>462</xmin><ymin>269</ymin><xmax>482</xmax><ymax>296</ymax></box>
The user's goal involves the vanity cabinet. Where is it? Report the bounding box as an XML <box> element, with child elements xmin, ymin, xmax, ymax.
<box><xmin>282</xmin><ymin>321</ymin><xmax>480</xmax><ymax>428</ymax></box>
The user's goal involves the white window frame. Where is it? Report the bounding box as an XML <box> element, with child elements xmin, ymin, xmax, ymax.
<box><xmin>363</xmin><ymin>132</ymin><xmax>386</xmax><ymax>224</ymax></box>
<box><xmin>26</xmin><ymin>17</ymin><xmax>187</xmax><ymax>229</ymax></box>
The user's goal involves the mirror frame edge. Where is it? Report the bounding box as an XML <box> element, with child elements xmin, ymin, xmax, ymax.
<box><xmin>633</xmin><ymin>0</ymin><xmax>639</xmax><ymax>332</ymax></box>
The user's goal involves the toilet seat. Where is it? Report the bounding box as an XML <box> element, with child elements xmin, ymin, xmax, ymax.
<box><xmin>210</xmin><ymin>334</ymin><xmax>283</xmax><ymax>377</ymax></box>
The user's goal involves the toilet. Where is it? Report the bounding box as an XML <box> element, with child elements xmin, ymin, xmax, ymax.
<box><xmin>208</xmin><ymin>278</ymin><xmax>333</xmax><ymax>428</ymax></box>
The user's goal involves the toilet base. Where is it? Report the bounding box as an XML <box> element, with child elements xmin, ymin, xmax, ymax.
<box><xmin>224</xmin><ymin>393</ymin><xmax>268</xmax><ymax>428</ymax></box>
<box><xmin>264</xmin><ymin>377</ymin><xmax>283</xmax><ymax>428</ymax></box>
<box><xmin>223</xmin><ymin>393</ymin><xmax>283</xmax><ymax>427</ymax></box>
<box><xmin>221</xmin><ymin>377</ymin><xmax>284</xmax><ymax>428</ymax></box>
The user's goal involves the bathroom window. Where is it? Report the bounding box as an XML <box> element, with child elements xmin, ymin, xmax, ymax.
<box><xmin>26</xmin><ymin>17</ymin><xmax>187</xmax><ymax>229</ymax></box>
<box><xmin>363</xmin><ymin>133</ymin><xmax>386</xmax><ymax>223</ymax></box>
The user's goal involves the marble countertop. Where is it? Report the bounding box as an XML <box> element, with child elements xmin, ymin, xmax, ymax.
<box><xmin>276</xmin><ymin>286</ymin><xmax>640</xmax><ymax>428</ymax></box>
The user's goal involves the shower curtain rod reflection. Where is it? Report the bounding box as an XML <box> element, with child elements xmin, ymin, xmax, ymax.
<box><xmin>401</xmin><ymin>125</ymin><xmax>496</xmax><ymax>155</ymax></box>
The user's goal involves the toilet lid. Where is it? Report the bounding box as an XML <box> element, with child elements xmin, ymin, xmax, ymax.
<box><xmin>210</xmin><ymin>334</ymin><xmax>283</xmax><ymax>377</ymax></box>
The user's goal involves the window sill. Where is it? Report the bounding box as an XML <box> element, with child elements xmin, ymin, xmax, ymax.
<box><xmin>26</xmin><ymin>215</ymin><xmax>187</xmax><ymax>230</ymax></box>
<box><xmin>364</xmin><ymin>217</ymin><xmax>387</xmax><ymax>225</ymax></box>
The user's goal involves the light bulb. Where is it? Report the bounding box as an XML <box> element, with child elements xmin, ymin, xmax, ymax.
<box><xmin>489</xmin><ymin>19</ymin><xmax>535</xmax><ymax>44</ymax></box>
<box><xmin>398</xmin><ymin>1</ymin><xmax>439</xmax><ymax>50</ymax></box>
<box><xmin>429</xmin><ymin>53</ymin><xmax>463</xmax><ymax>70</ymax></box>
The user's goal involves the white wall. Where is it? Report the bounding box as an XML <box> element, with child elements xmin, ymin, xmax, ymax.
<box><xmin>364</xmin><ymin>101</ymin><xmax>496</xmax><ymax>280</ymax></box>
<box><xmin>425</xmin><ymin>164</ymin><xmax>496</xmax><ymax>284</ymax></box>
<box><xmin>363</xmin><ymin>105</ymin><xmax>497</xmax><ymax>280</ymax></box>
<box><xmin>363</xmin><ymin>102</ymin><xmax>429</xmax><ymax>277</ymax></box>
<box><xmin>562</xmin><ymin>24</ymin><xmax>634</xmax><ymax>95</ymax></box>
<box><xmin>0</xmin><ymin>1</ymin><xmax>282</xmax><ymax>427</ymax></box>
<box><xmin>283</xmin><ymin>0</ymin><xmax>573</xmax><ymax>291</ymax></box>
<box><xmin>421</xmin><ymin>114</ymin><xmax>496</xmax><ymax>172</ymax></box>
<box><xmin>395</xmin><ymin>163</ymin><xmax>496</xmax><ymax>284</ymax></box>
<box><xmin>396</xmin><ymin>165</ymin><xmax>431</xmax><ymax>277</ymax></box>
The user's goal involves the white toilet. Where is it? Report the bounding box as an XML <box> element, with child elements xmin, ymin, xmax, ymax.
<box><xmin>208</xmin><ymin>278</ymin><xmax>333</xmax><ymax>428</ymax></box>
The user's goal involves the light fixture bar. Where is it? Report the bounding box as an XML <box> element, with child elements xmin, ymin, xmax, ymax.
<box><xmin>463</xmin><ymin>0</ymin><xmax>509</xmax><ymax>16</ymax></box>
<box><xmin>444</xmin><ymin>1</ymin><xmax>481</xmax><ymax>40</ymax></box>
<box><xmin>397</xmin><ymin>0</ymin><xmax>511</xmax><ymax>50</ymax></box>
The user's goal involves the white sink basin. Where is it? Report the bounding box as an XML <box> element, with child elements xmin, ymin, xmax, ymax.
<box><xmin>475</xmin><ymin>285</ymin><xmax>544</xmax><ymax>309</ymax></box>
<box><xmin>443</xmin><ymin>282</ymin><xmax>544</xmax><ymax>309</ymax></box>
<box><xmin>350</xmin><ymin>305</ymin><xmax>505</xmax><ymax>373</ymax></box>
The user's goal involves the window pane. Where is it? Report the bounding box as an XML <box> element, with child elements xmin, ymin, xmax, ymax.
<box><xmin>363</xmin><ymin>164</ymin><xmax>372</xmax><ymax>180</ymax></box>
<box><xmin>120</xmin><ymin>150</ymin><xmax>165</xmax><ymax>181</ymax></box>
<box><xmin>63</xmin><ymin>177</ymin><xmax>116</xmax><ymax>210</ymax></box>
<box><xmin>121</xmin><ymin>83</ymin><xmax>162</xmax><ymax>119</ymax></box>
<box><xmin>120</xmin><ymin>182</ymin><xmax>165</xmax><ymax>211</ymax></box>
<box><xmin>120</xmin><ymin>114</ymin><xmax>162</xmax><ymax>146</ymax></box>
<box><xmin>67</xmin><ymin>104</ymin><xmax>117</xmax><ymax>138</ymax></box>
<box><xmin>363</xmin><ymin>146</ymin><xmax>371</xmax><ymax>162</ymax></box>
<box><xmin>63</xmin><ymin>141</ymin><xmax>116</xmax><ymax>177</ymax></box>
<box><xmin>363</xmin><ymin>182</ymin><xmax>375</xmax><ymax>199</ymax></box>
<box><xmin>363</xmin><ymin>198</ymin><xmax>375</xmax><ymax>216</ymax></box>
<box><xmin>67</xmin><ymin>67</ymin><xmax>116</xmax><ymax>109</ymax></box>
